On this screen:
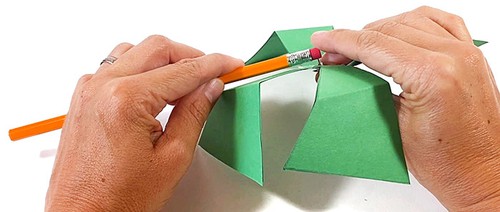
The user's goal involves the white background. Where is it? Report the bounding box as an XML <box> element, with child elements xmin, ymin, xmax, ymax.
<box><xmin>0</xmin><ymin>0</ymin><xmax>498</xmax><ymax>211</ymax></box>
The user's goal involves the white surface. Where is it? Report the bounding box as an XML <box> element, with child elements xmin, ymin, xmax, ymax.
<box><xmin>0</xmin><ymin>1</ymin><xmax>498</xmax><ymax>211</ymax></box>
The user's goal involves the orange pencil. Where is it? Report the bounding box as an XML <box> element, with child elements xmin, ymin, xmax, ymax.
<box><xmin>220</xmin><ymin>48</ymin><xmax>321</xmax><ymax>83</ymax></box>
<box><xmin>8</xmin><ymin>48</ymin><xmax>321</xmax><ymax>141</ymax></box>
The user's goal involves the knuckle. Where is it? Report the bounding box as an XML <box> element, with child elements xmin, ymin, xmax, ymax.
<box><xmin>144</xmin><ymin>35</ymin><xmax>174</xmax><ymax>63</ymax></box>
<box><xmin>448</xmin><ymin>14</ymin><xmax>465</xmax><ymax>26</ymax></box>
<box><xmin>395</xmin><ymin>11</ymin><xmax>412</xmax><ymax>24</ymax></box>
<box><xmin>104</xmin><ymin>79</ymin><xmax>144</xmax><ymax>118</ymax></box>
<box><xmin>453</xmin><ymin>44</ymin><xmax>484</xmax><ymax>67</ymax></box>
<box><xmin>429</xmin><ymin>55</ymin><xmax>454</xmax><ymax>77</ymax></box>
<box><xmin>356</xmin><ymin>30</ymin><xmax>380</xmax><ymax>51</ymax></box>
<box><xmin>108</xmin><ymin>79</ymin><xmax>132</xmax><ymax>97</ymax></box>
<box><xmin>115</xmin><ymin>42</ymin><xmax>133</xmax><ymax>51</ymax></box>
<box><xmin>415</xmin><ymin>5</ymin><xmax>433</xmax><ymax>13</ymax></box>
<box><xmin>429</xmin><ymin>56</ymin><xmax>460</xmax><ymax>94</ymax></box>
<box><xmin>185</xmin><ymin>99</ymin><xmax>209</xmax><ymax>127</ymax></box>
<box><xmin>373</xmin><ymin>21</ymin><xmax>400</xmax><ymax>34</ymax></box>
<box><xmin>168</xmin><ymin>142</ymin><xmax>192</xmax><ymax>166</ymax></box>
<box><xmin>177</xmin><ymin>58</ymin><xmax>203</xmax><ymax>83</ymax></box>
<box><xmin>159</xmin><ymin>78</ymin><xmax>183</xmax><ymax>103</ymax></box>
<box><xmin>77</xmin><ymin>74</ymin><xmax>93</xmax><ymax>86</ymax></box>
<box><xmin>75</xmin><ymin>74</ymin><xmax>94</xmax><ymax>100</ymax></box>
<box><xmin>146</xmin><ymin>34</ymin><xmax>171</xmax><ymax>44</ymax></box>
<box><xmin>73</xmin><ymin>74</ymin><xmax>94</xmax><ymax>106</ymax></box>
<box><xmin>363</xmin><ymin>21</ymin><xmax>378</xmax><ymax>29</ymax></box>
<box><xmin>145</xmin><ymin>34</ymin><xmax>172</xmax><ymax>50</ymax></box>
<box><xmin>209</xmin><ymin>52</ymin><xmax>225</xmax><ymax>60</ymax></box>
<box><xmin>398</xmin><ymin>54</ymin><xmax>455</xmax><ymax>99</ymax></box>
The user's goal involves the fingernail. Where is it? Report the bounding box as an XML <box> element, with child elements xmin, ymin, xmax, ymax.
<box><xmin>204</xmin><ymin>79</ymin><xmax>224</xmax><ymax>103</ymax></box>
<box><xmin>321</xmin><ymin>53</ymin><xmax>349</xmax><ymax>65</ymax></box>
<box><xmin>312</xmin><ymin>31</ymin><xmax>328</xmax><ymax>38</ymax></box>
<box><xmin>321</xmin><ymin>53</ymin><xmax>336</xmax><ymax>64</ymax></box>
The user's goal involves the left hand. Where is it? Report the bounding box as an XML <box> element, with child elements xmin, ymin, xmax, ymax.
<box><xmin>45</xmin><ymin>35</ymin><xmax>243</xmax><ymax>211</ymax></box>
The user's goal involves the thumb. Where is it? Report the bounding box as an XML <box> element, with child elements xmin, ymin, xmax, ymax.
<box><xmin>156</xmin><ymin>78</ymin><xmax>224</xmax><ymax>162</ymax></box>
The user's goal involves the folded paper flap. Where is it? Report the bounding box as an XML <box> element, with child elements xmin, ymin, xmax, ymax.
<box><xmin>245</xmin><ymin>32</ymin><xmax>287</xmax><ymax>65</ymax></box>
<box><xmin>199</xmin><ymin>83</ymin><xmax>264</xmax><ymax>185</ymax></box>
<box><xmin>226</xmin><ymin>26</ymin><xmax>333</xmax><ymax>90</ymax></box>
<box><xmin>316</xmin><ymin>65</ymin><xmax>389</xmax><ymax>99</ymax></box>
<box><xmin>246</xmin><ymin>26</ymin><xmax>333</xmax><ymax>65</ymax></box>
<box><xmin>285</xmin><ymin>65</ymin><xmax>410</xmax><ymax>184</ymax></box>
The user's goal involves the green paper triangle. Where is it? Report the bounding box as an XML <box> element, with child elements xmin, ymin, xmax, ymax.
<box><xmin>199</xmin><ymin>82</ymin><xmax>264</xmax><ymax>184</ymax></box>
<box><xmin>473</xmin><ymin>39</ymin><xmax>487</xmax><ymax>47</ymax></box>
<box><xmin>245</xmin><ymin>32</ymin><xmax>287</xmax><ymax>65</ymax></box>
<box><xmin>284</xmin><ymin>65</ymin><xmax>409</xmax><ymax>184</ymax></box>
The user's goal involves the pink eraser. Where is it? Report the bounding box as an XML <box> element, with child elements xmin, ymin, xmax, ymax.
<box><xmin>309</xmin><ymin>48</ymin><xmax>321</xmax><ymax>60</ymax></box>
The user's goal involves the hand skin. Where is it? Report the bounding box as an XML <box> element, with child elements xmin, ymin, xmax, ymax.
<box><xmin>45</xmin><ymin>35</ymin><xmax>243</xmax><ymax>211</ymax></box>
<box><xmin>312</xmin><ymin>6</ymin><xmax>500</xmax><ymax>211</ymax></box>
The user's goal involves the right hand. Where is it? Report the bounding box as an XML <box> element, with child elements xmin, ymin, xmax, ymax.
<box><xmin>311</xmin><ymin>6</ymin><xmax>500</xmax><ymax>211</ymax></box>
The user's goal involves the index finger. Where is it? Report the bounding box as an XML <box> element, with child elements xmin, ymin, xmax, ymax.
<box><xmin>135</xmin><ymin>53</ymin><xmax>243</xmax><ymax>113</ymax></box>
<box><xmin>311</xmin><ymin>29</ymin><xmax>435</xmax><ymax>80</ymax></box>
<box><xmin>106</xmin><ymin>35</ymin><xmax>205</xmax><ymax>77</ymax></box>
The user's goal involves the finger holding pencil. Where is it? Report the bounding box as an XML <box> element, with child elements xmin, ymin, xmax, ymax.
<box><xmin>220</xmin><ymin>48</ymin><xmax>321</xmax><ymax>83</ymax></box>
<box><xmin>8</xmin><ymin>48</ymin><xmax>321</xmax><ymax>141</ymax></box>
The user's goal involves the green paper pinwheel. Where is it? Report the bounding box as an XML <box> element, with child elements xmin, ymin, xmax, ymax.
<box><xmin>199</xmin><ymin>26</ymin><xmax>487</xmax><ymax>186</ymax></box>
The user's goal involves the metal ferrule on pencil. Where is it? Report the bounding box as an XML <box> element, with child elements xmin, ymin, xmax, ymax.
<box><xmin>286</xmin><ymin>49</ymin><xmax>313</xmax><ymax>66</ymax></box>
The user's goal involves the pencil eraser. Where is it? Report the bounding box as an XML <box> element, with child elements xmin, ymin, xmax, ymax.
<box><xmin>309</xmin><ymin>48</ymin><xmax>321</xmax><ymax>60</ymax></box>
